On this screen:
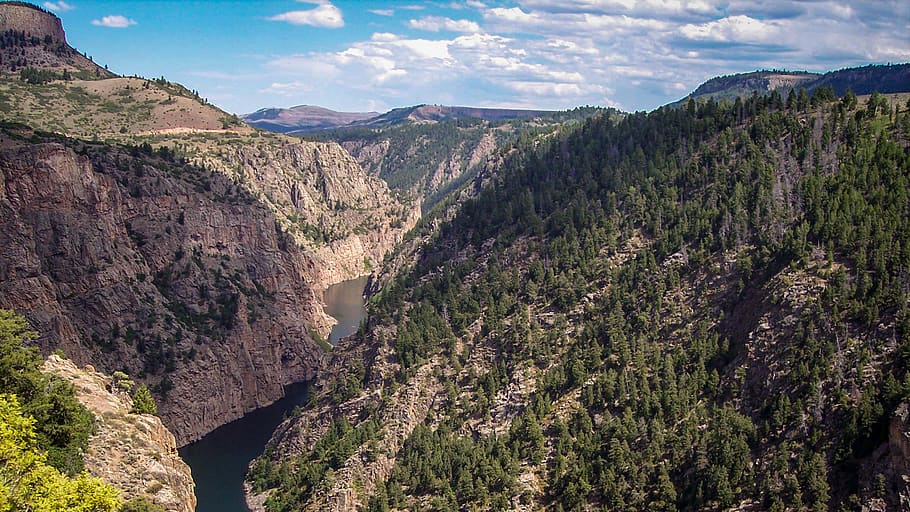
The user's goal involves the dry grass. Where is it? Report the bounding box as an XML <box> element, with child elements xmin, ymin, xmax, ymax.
<box><xmin>0</xmin><ymin>76</ymin><xmax>252</xmax><ymax>140</ymax></box>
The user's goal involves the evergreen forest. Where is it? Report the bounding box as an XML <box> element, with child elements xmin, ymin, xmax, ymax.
<box><xmin>249</xmin><ymin>89</ymin><xmax>910</xmax><ymax>511</ymax></box>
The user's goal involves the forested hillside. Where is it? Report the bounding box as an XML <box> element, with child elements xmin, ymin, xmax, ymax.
<box><xmin>678</xmin><ymin>63</ymin><xmax>910</xmax><ymax>106</ymax></box>
<box><xmin>248</xmin><ymin>88</ymin><xmax>910</xmax><ymax>511</ymax></box>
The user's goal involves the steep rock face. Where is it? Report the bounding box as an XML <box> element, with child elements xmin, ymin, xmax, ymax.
<box><xmin>0</xmin><ymin>127</ymin><xmax>331</xmax><ymax>445</ymax></box>
<box><xmin>0</xmin><ymin>2</ymin><xmax>112</xmax><ymax>77</ymax></box>
<box><xmin>43</xmin><ymin>355</ymin><xmax>196</xmax><ymax>512</ymax></box>
<box><xmin>201</xmin><ymin>139</ymin><xmax>419</xmax><ymax>296</ymax></box>
<box><xmin>0</xmin><ymin>1</ymin><xmax>413</xmax><ymax>460</ymax></box>
<box><xmin>0</xmin><ymin>3</ymin><xmax>64</xmax><ymax>41</ymax></box>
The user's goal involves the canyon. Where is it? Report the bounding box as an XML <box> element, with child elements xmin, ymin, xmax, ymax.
<box><xmin>0</xmin><ymin>2</ymin><xmax>417</xmax><ymax>449</ymax></box>
<box><xmin>2</xmin><ymin>3</ymin><xmax>910</xmax><ymax>511</ymax></box>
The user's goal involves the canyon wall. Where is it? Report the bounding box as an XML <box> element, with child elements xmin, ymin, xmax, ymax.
<box><xmin>0</xmin><ymin>126</ymin><xmax>410</xmax><ymax>445</ymax></box>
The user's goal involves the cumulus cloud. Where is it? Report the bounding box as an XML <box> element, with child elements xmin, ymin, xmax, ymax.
<box><xmin>504</xmin><ymin>80</ymin><xmax>608</xmax><ymax>98</ymax></box>
<box><xmin>91</xmin><ymin>15</ymin><xmax>137</xmax><ymax>28</ymax></box>
<box><xmin>679</xmin><ymin>15</ymin><xmax>778</xmax><ymax>43</ymax></box>
<box><xmin>408</xmin><ymin>16</ymin><xmax>481</xmax><ymax>33</ymax></box>
<box><xmin>260</xmin><ymin>81</ymin><xmax>316</xmax><ymax>96</ymax></box>
<box><xmin>255</xmin><ymin>0</ymin><xmax>910</xmax><ymax>111</ymax></box>
<box><xmin>268</xmin><ymin>1</ymin><xmax>344</xmax><ymax>28</ymax></box>
<box><xmin>43</xmin><ymin>1</ymin><xmax>74</xmax><ymax>12</ymax></box>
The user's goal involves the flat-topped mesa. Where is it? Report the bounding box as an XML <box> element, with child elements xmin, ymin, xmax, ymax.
<box><xmin>0</xmin><ymin>2</ymin><xmax>65</xmax><ymax>42</ymax></box>
<box><xmin>0</xmin><ymin>1</ymin><xmax>113</xmax><ymax>77</ymax></box>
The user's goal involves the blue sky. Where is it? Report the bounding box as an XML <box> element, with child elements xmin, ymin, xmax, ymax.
<box><xmin>44</xmin><ymin>1</ymin><xmax>909</xmax><ymax>114</ymax></box>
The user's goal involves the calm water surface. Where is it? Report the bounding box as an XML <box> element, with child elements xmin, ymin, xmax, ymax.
<box><xmin>179</xmin><ymin>276</ymin><xmax>369</xmax><ymax>512</ymax></box>
<box><xmin>324</xmin><ymin>275</ymin><xmax>369</xmax><ymax>344</ymax></box>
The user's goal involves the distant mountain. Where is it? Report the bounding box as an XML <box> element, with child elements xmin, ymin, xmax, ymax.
<box><xmin>677</xmin><ymin>63</ymin><xmax>910</xmax><ymax>105</ymax></box>
<box><xmin>806</xmin><ymin>63</ymin><xmax>910</xmax><ymax>96</ymax></box>
<box><xmin>241</xmin><ymin>105</ymin><xmax>377</xmax><ymax>133</ymax></box>
<box><xmin>244</xmin><ymin>103</ymin><xmax>558</xmax><ymax>134</ymax></box>
<box><xmin>344</xmin><ymin>104</ymin><xmax>557</xmax><ymax>130</ymax></box>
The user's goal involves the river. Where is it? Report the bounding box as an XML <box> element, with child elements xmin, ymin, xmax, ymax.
<box><xmin>179</xmin><ymin>276</ymin><xmax>369</xmax><ymax>512</ymax></box>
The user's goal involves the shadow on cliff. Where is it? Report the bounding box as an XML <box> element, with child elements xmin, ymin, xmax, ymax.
<box><xmin>0</xmin><ymin>122</ymin><xmax>328</xmax><ymax>445</ymax></box>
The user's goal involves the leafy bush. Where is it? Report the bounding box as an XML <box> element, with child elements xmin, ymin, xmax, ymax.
<box><xmin>0</xmin><ymin>309</ymin><xmax>95</xmax><ymax>475</ymax></box>
<box><xmin>0</xmin><ymin>393</ymin><xmax>121</xmax><ymax>511</ymax></box>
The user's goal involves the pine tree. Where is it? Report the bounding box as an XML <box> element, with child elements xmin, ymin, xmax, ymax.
<box><xmin>131</xmin><ymin>385</ymin><xmax>157</xmax><ymax>415</ymax></box>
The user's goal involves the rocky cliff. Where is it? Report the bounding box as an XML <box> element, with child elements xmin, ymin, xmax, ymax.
<box><xmin>0</xmin><ymin>2</ymin><xmax>63</xmax><ymax>41</ymax></box>
<box><xmin>0</xmin><ymin>55</ymin><xmax>417</xmax><ymax>446</ymax></box>
<box><xmin>0</xmin><ymin>126</ymin><xmax>339</xmax><ymax>445</ymax></box>
<box><xmin>199</xmin><ymin>139</ymin><xmax>419</xmax><ymax>297</ymax></box>
<box><xmin>0</xmin><ymin>2</ymin><xmax>112</xmax><ymax>77</ymax></box>
<box><xmin>43</xmin><ymin>355</ymin><xmax>196</xmax><ymax>512</ymax></box>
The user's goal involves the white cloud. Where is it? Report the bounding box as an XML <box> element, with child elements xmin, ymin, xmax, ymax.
<box><xmin>43</xmin><ymin>1</ymin><xmax>74</xmax><ymax>12</ymax></box>
<box><xmin>250</xmin><ymin>0</ymin><xmax>910</xmax><ymax>112</ymax></box>
<box><xmin>268</xmin><ymin>1</ymin><xmax>344</xmax><ymax>28</ymax></box>
<box><xmin>505</xmin><ymin>80</ymin><xmax>607</xmax><ymax>97</ymax></box>
<box><xmin>369</xmin><ymin>9</ymin><xmax>394</xmax><ymax>16</ymax></box>
<box><xmin>408</xmin><ymin>16</ymin><xmax>481</xmax><ymax>33</ymax></box>
<box><xmin>265</xmin><ymin>55</ymin><xmax>340</xmax><ymax>78</ymax></box>
<box><xmin>517</xmin><ymin>0</ymin><xmax>722</xmax><ymax>18</ymax></box>
<box><xmin>371</xmin><ymin>32</ymin><xmax>400</xmax><ymax>42</ymax></box>
<box><xmin>187</xmin><ymin>71</ymin><xmax>260</xmax><ymax>81</ymax></box>
<box><xmin>259</xmin><ymin>81</ymin><xmax>315</xmax><ymax>96</ymax></box>
<box><xmin>679</xmin><ymin>15</ymin><xmax>777</xmax><ymax>42</ymax></box>
<box><xmin>483</xmin><ymin>6</ymin><xmax>670</xmax><ymax>38</ymax></box>
<box><xmin>91</xmin><ymin>15</ymin><xmax>137</xmax><ymax>28</ymax></box>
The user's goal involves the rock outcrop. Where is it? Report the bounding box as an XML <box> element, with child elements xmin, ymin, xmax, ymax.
<box><xmin>42</xmin><ymin>355</ymin><xmax>196</xmax><ymax>512</ymax></box>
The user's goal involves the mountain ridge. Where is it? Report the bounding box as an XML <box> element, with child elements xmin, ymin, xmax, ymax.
<box><xmin>677</xmin><ymin>63</ymin><xmax>910</xmax><ymax>105</ymax></box>
<box><xmin>246</xmin><ymin>89</ymin><xmax>910</xmax><ymax>511</ymax></box>
<box><xmin>244</xmin><ymin>103</ymin><xmax>559</xmax><ymax>134</ymax></box>
<box><xmin>242</xmin><ymin>104</ymin><xmax>378</xmax><ymax>133</ymax></box>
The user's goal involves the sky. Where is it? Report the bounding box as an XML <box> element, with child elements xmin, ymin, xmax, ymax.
<box><xmin>43</xmin><ymin>0</ymin><xmax>910</xmax><ymax>114</ymax></box>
